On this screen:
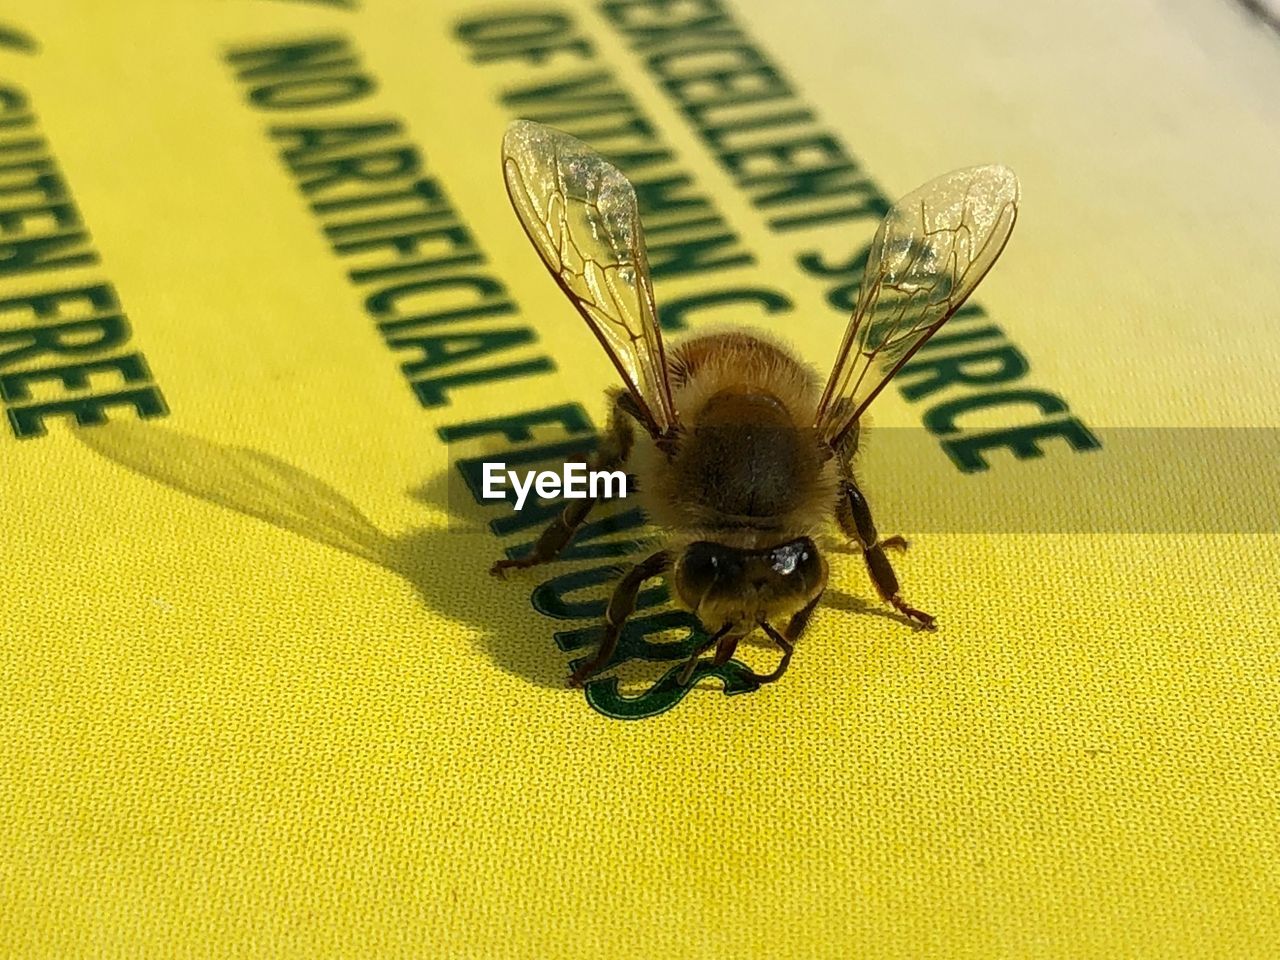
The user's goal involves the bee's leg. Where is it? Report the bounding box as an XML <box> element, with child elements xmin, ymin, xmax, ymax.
<box><xmin>490</xmin><ymin>398</ymin><xmax>635</xmax><ymax>578</ymax></box>
<box><xmin>489</xmin><ymin>495</ymin><xmax>596</xmax><ymax>578</ymax></box>
<box><xmin>711</xmin><ymin>630</ymin><xmax>742</xmax><ymax>667</ymax></box>
<box><xmin>675</xmin><ymin>624</ymin><xmax>731</xmax><ymax>686</ymax></box>
<box><xmin>838</xmin><ymin>479</ymin><xmax>937</xmax><ymax>630</ymax></box>
<box><xmin>567</xmin><ymin>549</ymin><xmax>670</xmax><ymax>687</ymax></box>
<box><xmin>753</xmin><ymin>593</ymin><xmax>823</xmax><ymax>684</ymax></box>
<box><xmin>756</xmin><ymin>624</ymin><xmax>795</xmax><ymax>685</ymax></box>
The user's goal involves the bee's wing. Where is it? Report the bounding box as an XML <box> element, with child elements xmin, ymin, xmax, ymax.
<box><xmin>814</xmin><ymin>165</ymin><xmax>1020</xmax><ymax>449</ymax></box>
<box><xmin>502</xmin><ymin>120</ymin><xmax>679</xmax><ymax>438</ymax></box>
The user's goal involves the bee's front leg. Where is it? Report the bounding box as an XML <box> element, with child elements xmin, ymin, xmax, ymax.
<box><xmin>752</xmin><ymin>592</ymin><xmax>822</xmax><ymax>685</ymax></box>
<box><xmin>674</xmin><ymin>624</ymin><xmax>731</xmax><ymax>686</ymax></box>
<box><xmin>838</xmin><ymin>479</ymin><xmax>937</xmax><ymax>630</ymax></box>
<box><xmin>567</xmin><ymin>549</ymin><xmax>670</xmax><ymax>687</ymax></box>
<box><xmin>756</xmin><ymin>625</ymin><xmax>795</xmax><ymax>684</ymax></box>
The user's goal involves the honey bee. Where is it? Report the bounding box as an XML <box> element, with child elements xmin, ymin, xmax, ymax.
<box><xmin>491</xmin><ymin>119</ymin><xmax>1019</xmax><ymax>689</ymax></box>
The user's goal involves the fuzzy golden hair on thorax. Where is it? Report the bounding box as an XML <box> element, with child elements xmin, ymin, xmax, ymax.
<box><xmin>627</xmin><ymin>328</ymin><xmax>841</xmax><ymax>544</ymax></box>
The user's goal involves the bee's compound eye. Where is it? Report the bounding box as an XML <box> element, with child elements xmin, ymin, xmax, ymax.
<box><xmin>770</xmin><ymin>538</ymin><xmax>820</xmax><ymax>579</ymax></box>
<box><xmin>681</xmin><ymin>541</ymin><xmax>729</xmax><ymax>594</ymax></box>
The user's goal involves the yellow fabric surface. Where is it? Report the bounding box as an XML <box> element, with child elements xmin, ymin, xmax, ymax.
<box><xmin>2</xmin><ymin>1</ymin><xmax>1279</xmax><ymax>957</ymax></box>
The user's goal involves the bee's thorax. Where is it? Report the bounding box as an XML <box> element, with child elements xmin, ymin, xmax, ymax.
<box><xmin>630</xmin><ymin>329</ymin><xmax>842</xmax><ymax>542</ymax></box>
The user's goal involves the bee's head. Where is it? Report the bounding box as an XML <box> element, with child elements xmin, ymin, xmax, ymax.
<box><xmin>673</xmin><ymin>536</ymin><xmax>827</xmax><ymax>632</ymax></box>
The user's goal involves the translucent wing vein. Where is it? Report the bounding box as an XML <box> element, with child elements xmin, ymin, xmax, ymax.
<box><xmin>502</xmin><ymin>120</ymin><xmax>677</xmax><ymax>436</ymax></box>
<box><xmin>816</xmin><ymin>165</ymin><xmax>1020</xmax><ymax>448</ymax></box>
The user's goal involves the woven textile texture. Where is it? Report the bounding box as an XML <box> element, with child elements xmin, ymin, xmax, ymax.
<box><xmin>2</xmin><ymin>1</ymin><xmax>1278</xmax><ymax>957</ymax></box>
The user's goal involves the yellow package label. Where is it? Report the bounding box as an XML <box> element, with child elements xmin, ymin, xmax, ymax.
<box><xmin>2</xmin><ymin>1</ymin><xmax>1278</xmax><ymax>957</ymax></box>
